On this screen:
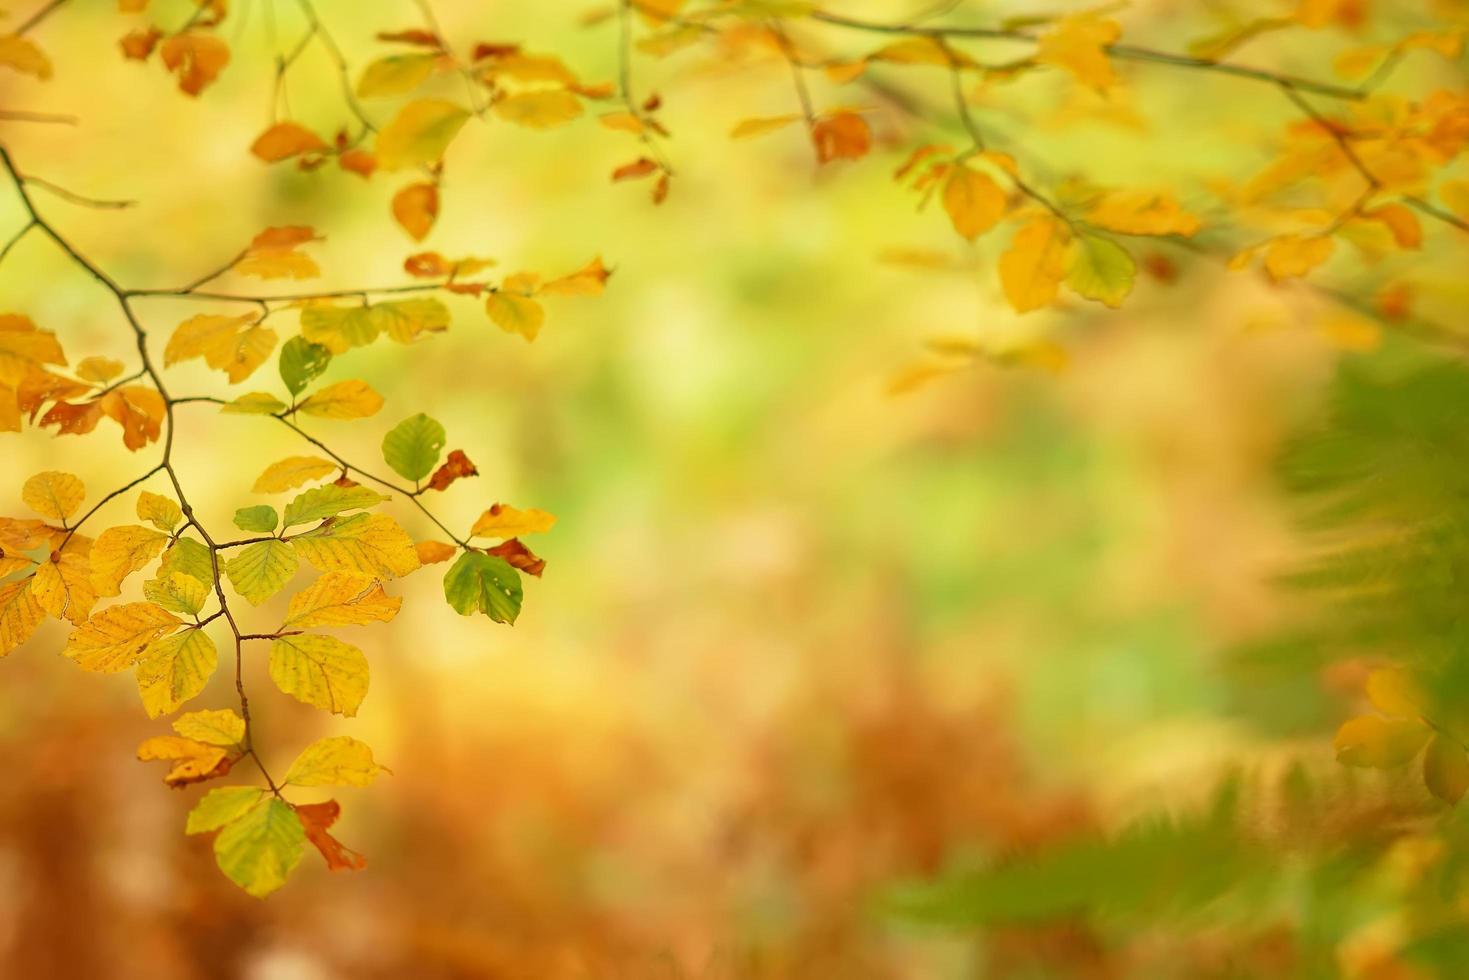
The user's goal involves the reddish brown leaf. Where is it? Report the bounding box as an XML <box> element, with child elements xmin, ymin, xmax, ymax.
<box><xmin>425</xmin><ymin>449</ymin><xmax>477</xmax><ymax>492</ymax></box>
<box><xmin>486</xmin><ymin>537</ymin><xmax>546</xmax><ymax>577</ymax></box>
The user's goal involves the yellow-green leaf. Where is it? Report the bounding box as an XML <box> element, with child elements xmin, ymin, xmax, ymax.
<box><xmin>268</xmin><ymin>633</ymin><xmax>369</xmax><ymax>716</ymax></box>
<box><xmin>1426</xmin><ymin>734</ymin><xmax>1469</xmax><ymax>805</ymax></box>
<box><xmin>213</xmin><ymin>797</ymin><xmax>306</xmax><ymax>897</ymax></box>
<box><xmin>375</xmin><ymin>99</ymin><xmax>471</xmax><ymax>171</ymax></box>
<box><xmin>136</xmin><ymin>627</ymin><xmax>217</xmax><ymax>718</ymax></box>
<box><xmin>187</xmin><ymin>786</ymin><xmax>267</xmax><ymax>834</ymax></box>
<box><xmin>1066</xmin><ymin>233</ymin><xmax>1135</xmax><ymax>309</ymax></box>
<box><xmin>224</xmin><ymin>539</ymin><xmax>299</xmax><ymax>606</ymax></box>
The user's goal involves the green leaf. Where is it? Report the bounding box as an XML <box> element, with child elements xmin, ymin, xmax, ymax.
<box><xmin>285</xmin><ymin>735</ymin><xmax>387</xmax><ymax>787</ymax></box>
<box><xmin>234</xmin><ymin>505</ymin><xmax>279</xmax><ymax>533</ymax></box>
<box><xmin>224</xmin><ymin>539</ymin><xmax>299</xmax><ymax>606</ymax></box>
<box><xmin>278</xmin><ymin>336</ymin><xmax>332</xmax><ymax>396</ymax></box>
<box><xmin>213</xmin><ymin>797</ymin><xmax>306</xmax><ymax>897</ymax></box>
<box><xmin>300</xmin><ymin>299</ymin><xmax>450</xmax><ymax>352</ymax></box>
<box><xmin>1066</xmin><ymin>233</ymin><xmax>1135</xmax><ymax>309</ymax></box>
<box><xmin>281</xmin><ymin>484</ymin><xmax>387</xmax><ymax>529</ymax></box>
<box><xmin>269</xmin><ymin>633</ymin><xmax>369</xmax><ymax>716</ymax></box>
<box><xmin>443</xmin><ymin>551</ymin><xmax>523</xmax><ymax>624</ymax></box>
<box><xmin>187</xmin><ymin>786</ymin><xmax>267</xmax><ymax>834</ymax></box>
<box><xmin>381</xmin><ymin>413</ymin><xmax>446</xmax><ymax>482</ymax></box>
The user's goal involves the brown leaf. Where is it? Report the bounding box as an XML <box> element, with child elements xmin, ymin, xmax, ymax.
<box><xmin>424</xmin><ymin>449</ymin><xmax>477</xmax><ymax>492</ymax></box>
<box><xmin>160</xmin><ymin>32</ymin><xmax>230</xmax><ymax>96</ymax></box>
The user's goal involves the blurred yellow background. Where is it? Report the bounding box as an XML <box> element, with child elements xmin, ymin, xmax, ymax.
<box><xmin>2</xmin><ymin>0</ymin><xmax>1465</xmax><ymax>976</ymax></box>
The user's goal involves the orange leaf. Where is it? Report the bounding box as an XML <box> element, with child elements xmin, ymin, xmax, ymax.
<box><xmin>811</xmin><ymin>112</ymin><xmax>871</xmax><ymax>165</ymax></box>
<box><xmin>612</xmin><ymin>158</ymin><xmax>658</xmax><ymax>182</ymax></box>
<box><xmin>251</xmin><ymin>122</ymin><xmax>328</xmax><ymax>163</ymax></box>
<box><xmin>295</xmin><ymin>800</ymin><xmax>367</xmax><ymax>872</ymax></box>
<box><xmin>160</xmin><ymin>33</ymin><xmax>230</xmax><ymax>96</ymax></box>
<box><xmin>391</xmin><ymin>182</ymin><xmax>439</xmax><ymax>241</ymax></box>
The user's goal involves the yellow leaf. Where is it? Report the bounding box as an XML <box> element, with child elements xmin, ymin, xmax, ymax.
<box><xmin>998</xmin><ymin>216</ymin><xmax>1071</xmax><ymax>313</ymax></box>
<box><xmin>1263</xmin><ymin>234</ymin><xmax>1335</xmax><ymax>281</ymax></box>
<box><xmin>1086</xmin><ymin>190</ymin><xmax>1201</xmax><ymax>237</ymax></box>
<box><xmin>283</xmin><ymin>570</ymin><xmax>401</xmax><ymax>629</ymax></box>
<box><xmin>1365</xmin><ymin>668</ymin><xmax>1425</xmax><ymax>719</ymax></box>
<box><xmin>173</xmin><ymin>707</ymin><xmax>245</xmax><ymax>746</ymax></box>
<box><xmin>284</xmin><ymin>735</ymin><xmax>386</xmax><ymax>787</ymax></box>
<box><xmin>0</xmin><ymin>34</ymin><xmax>53</xmax><ymax>79</ymax></box>
<box><xmin>253</xmin><ymin>456</ymin><xmax>338</xmax><ymax>494</ymax></box>
<box><xmin>0</xmin><ymin>579</ymin><xmax>45</xmax><ymax>657</ymax></box>
<box><xmin>1442</xmin><ymin>181</ymin><xmax>1469</xmax><ymax>221</ymax></box>
<box><xmin>1425</xmin><ymin>734</ymin><xmax>1469</xmax><ymax>805</ymax></box>
<box><xmin>75</xmin><ymin>356</ymin><xmax>124</xmax><ymax>383</ymax></box>
<box><xmin>137</xmin><ymin>735</ymin><xmax>230</xmax><ymax>786</ymax></box>
<box><xmin>32</xmin><ymin>540</ymin><xmax>98</xmax><ymax>625</ymax></box>
<box><xmin>539</xmin><ymin>257</ymin><xmax>611</xmax><ymax>297</ymax></box>
<box><xmin>136</xmin><ymin>491</ymin><xmax>182</xmax><ymax>533</ymax></box>
<box><xmin>269</xmin><ymin>633</ymin><xmax>369</xmax><ymax>716</ymax></box>
<box><xmin>136</xmin><ymin>627</ymin><xmax>217</xmax><ymax>718</ymax></box>
<box><xmin>291</xmin><ymin>513</ymin><xmax>421</xmax><ymax>580</ymax></box>
<box><xmin>470</xmin><ymin>503</ymin><xmax>557</xmax><ymax>539</ymax></box>
<box><xmin>1335</xmin><ymin>714</ymin><xmax>1430</xmax><ymax>768</ymax></box>
<box><xmin>222</xmin><ymin>392</ymin><xmax>287</xmax><ymax>415</ymax></box>
<box><xmin>485</xmin><ymin>291</ymin><xmax>545</xmax><ymax>342</ymax></box>
<box><xmin>22</xmin><ymin>470</ymin><xmax>84</xmax><ymax>521</ymax></box>
<box><xmin>599</xmin><ymin>111</ymin><xmax>644</xmax><ymax>134</ymax></box>
<box><xmin>250</xmin><ymin>122</ymin><xmax>328</xmax><ymax>162</ymax></box>
<box><xmin>64</xmin><ymin>601</ymin><xmax>180</xmax><ymax>673</ymax></box>
<box><xmin>730</xmin><ymin>115</ymin><xmax>802</xmax><ymax>140</ymax></box>
<box><xmin>298</xmin><ymin>379</ymin><xmax>384</xmax><ymax>419</ymax></box>
<box><xmin>356</xmin><ymin>53</ymin><xmax>438</xmax><ymax>98</ymax></box>
<box><xmin>941</xmin><ymin>165</ymin><xmax>1007</xmax><ymax>241</ymax></box>
<box><xmin>493</xmin><ymin>90</ymin><xmax>584</xmax><ymax>129</ymax></box>
<box><xmin>233</xmin><ymin>226</ymin><xmax>321</xmax><ymax>281</ymax></box>
<box><xmin>416</xmin><ymin>540</ymin><xmax>457</xmax><ymax>564</ymax></box>
<box><xmin>90</xmin><ymin>524</ymin><xmax>168</xmax><ymax>597</ymax></box>
<box><xmin>165</xmin><ymin>313</ymin><xmax>276</xmax><ymax>383</ymax></box>
<box><xmin>1036</xmin><ymin>14</ymin><xmax>1121</xmax><ymax>91</ymax></box>
<box><xmin>376</xmin><ymin>99</ymin><xmax>471</xmax><ymax>171</ymax></box>
<box><xmin>392</xmin><ymin>182</ymin><xmax>439</xmax><ymax>241</ymax></box>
